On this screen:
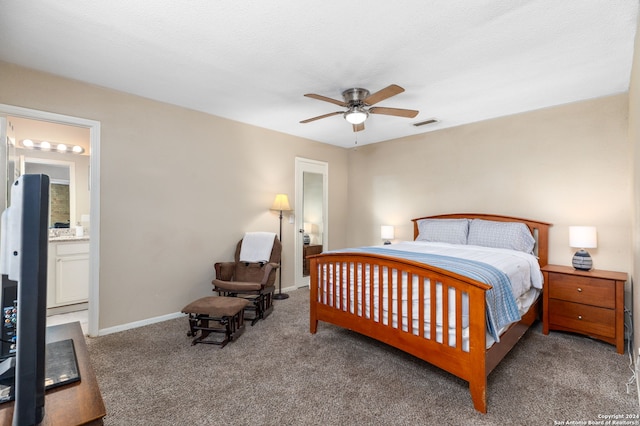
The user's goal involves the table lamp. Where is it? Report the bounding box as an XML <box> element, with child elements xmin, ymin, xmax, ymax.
<box><xmin>569</xmin><ymin>226</ymin><xmax>597</xmax><ymax>271</ymax></box>
<box><xmin>381</xmin><ymin>225</ymin><xmax>394</xmax><ymax>245</ymax></box>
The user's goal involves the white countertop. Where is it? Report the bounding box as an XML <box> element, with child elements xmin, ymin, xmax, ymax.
<box><xmin>49</xmin><ymin>236</ymin><xmax>90</xmax><ymax>242</ymax></box>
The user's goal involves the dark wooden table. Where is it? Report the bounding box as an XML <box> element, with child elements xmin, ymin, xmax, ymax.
<box><xmin>0</xmin><ymin>321</ymin><xmax>106</xmax><ymax>425</ymax></box>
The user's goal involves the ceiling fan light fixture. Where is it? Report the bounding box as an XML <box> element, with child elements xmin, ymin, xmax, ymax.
<box><xmin>344</xmin><ymin>107</ymin><xmax>368</xmax><ymax>125</ymax></box>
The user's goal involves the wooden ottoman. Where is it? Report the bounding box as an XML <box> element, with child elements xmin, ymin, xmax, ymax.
<box><xmin>181</xmin><ymin>296</ymin><xmax>251</xmax><ymax>348</ymax></box>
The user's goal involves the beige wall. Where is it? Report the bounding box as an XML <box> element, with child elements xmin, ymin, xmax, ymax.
<box><xmin>630</xmin><ymin>10</ymin><xmax>640</xmax><ymax>360</ymax></box>
<box><xmin>347</xmin><ymin>95</ymin><xmax>631</xmax><ymax>274</ymax></box>
<box><xmin>0</xmin><ymin>59</ymin><xmax>635</xmax><ymax>337</ymax></box>
<box><xmin>0</xmin><ymin>61</ymin><xmax>349</xmax><ymax>330</ymax></box>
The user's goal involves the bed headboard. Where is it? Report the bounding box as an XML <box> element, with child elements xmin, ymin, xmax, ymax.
<box><xmin>411</xmin><ymin>213</ymin><xmax>551</xmax><ymax>267</ymax></box>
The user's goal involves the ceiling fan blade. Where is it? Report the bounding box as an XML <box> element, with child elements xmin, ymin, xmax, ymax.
<box><xmin>364</xmin><ymin>84</ymin><xmax>405</xmax><ymax>106</ymax></box>
<box><xmin>300</xmin><ymin>111</ymin><xmax>343</xmax><ymax>124</ymax></box>
<box><xmin>352</xmin><ymin>123</ymin><xmax>365</xmax><ymax>132</ymax></box>
<box><xmin>304</xmin><ymin>93</ymin><xmax>347</xmax><ymax>107</ymax></box>
<box><xmin>369</xmin><ymin>106</ymin><xmax>419</xmax><ymax>119</ymax></box>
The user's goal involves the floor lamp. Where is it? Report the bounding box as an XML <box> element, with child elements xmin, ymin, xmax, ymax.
<box><xmin>271</xmin><ymin>194</ymin><xmax>291</xmax><ymax>300</ymax></box>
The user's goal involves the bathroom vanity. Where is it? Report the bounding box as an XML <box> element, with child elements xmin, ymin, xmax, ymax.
<box><xmin>47</xmin><ymin>235</ymin><xmax>90</xmax><ymax>314</ymax></box>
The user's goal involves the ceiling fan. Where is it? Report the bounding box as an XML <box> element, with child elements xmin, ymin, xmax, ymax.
<box><xmin>300</xmin><ymin>84</ymin><xmax>419</xmax><ymax>132</ymax></box>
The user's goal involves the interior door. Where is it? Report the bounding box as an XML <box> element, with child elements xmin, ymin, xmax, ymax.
<box><xmin>294</xmin><ymin>158</ymin><xmax>328</xmax><ymax>288</ymax></box>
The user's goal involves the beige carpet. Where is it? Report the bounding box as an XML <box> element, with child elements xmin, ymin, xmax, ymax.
<box><xmin>85</xmin><ymin>288</ymin><xmax>639</xmax><ymax>425</ymax></box>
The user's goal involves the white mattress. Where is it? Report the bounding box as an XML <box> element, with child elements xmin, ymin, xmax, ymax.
<box><xmin>319</xmin><ymin>241</ymin><xmax>543</xmax><ymax>350</ymax></box>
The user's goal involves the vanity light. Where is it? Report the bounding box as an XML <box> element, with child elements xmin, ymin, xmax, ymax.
<box><xmin>19</xmin><ymin>139</ymin><xmax>85</xmax><ymax>154</ymax></box>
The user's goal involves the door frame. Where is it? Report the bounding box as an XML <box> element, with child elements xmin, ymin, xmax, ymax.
<box><xmin>0</xmin><ymin>104</ymin><xmax>101</xmax><ymax>337</ymax></box>
<box><xmin>294</xmin><ymin>157</ymin><xmax>328</xmax><ymax>288</ymax></box>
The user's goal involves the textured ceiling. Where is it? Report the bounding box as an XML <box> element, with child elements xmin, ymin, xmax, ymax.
<box><xmin>0</xmin><ymin>1</ymin><xmax>637</xmax><ymax>148</ymax></box>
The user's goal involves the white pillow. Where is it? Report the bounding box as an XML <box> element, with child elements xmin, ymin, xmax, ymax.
<box><xmin>416</xmin><ymin>219</ymin><xmax>469</xmax><ymax>245</ymax></box>
<box><xmin>467</xmin><ymin>219</ymin><xmax>535</xmax><ymax>253</ymax></box>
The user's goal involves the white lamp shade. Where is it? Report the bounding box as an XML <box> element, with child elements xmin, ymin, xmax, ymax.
<box><xmin>271</xmin><ymin>194</ymin><xmax>291</xmax><ymax>211</ymax></box>
<box><xmin>569</xmin><ymin>226</ymin><xmax>597</xmax><ymax>249</ymax></box>
<box><xmin>381</xmin><ymin>225</ymin><xmax>395</xmax><ymax>240</ymax></box>
<box><xmin>344</xmin><ymin>108</ymin><xmax>368</xmax><ymax>124</ymax></box>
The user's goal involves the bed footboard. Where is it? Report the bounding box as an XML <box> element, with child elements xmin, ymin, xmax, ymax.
<box><xmin>309</xmin><ymin>252</ymin><xmax>492</xmax><ymax>413</ymax></box>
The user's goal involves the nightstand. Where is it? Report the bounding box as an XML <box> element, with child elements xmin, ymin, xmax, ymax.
<box><xmin>303</xmin><ymin>244</ymin><xmax>323</xmax><ymax>276</ymax></box>
<box><xmin>542</xmin><ymin>264</ymin><xmax>627</xmax><ymax>354</ymax></box>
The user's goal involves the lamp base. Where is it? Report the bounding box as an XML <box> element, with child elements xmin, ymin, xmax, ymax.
<box><xmin>572</xmin><ymin>249</ymin><xmax>593</xmax><ymax>271</ymax></box>
<box><xmin>273</xmin><ymin>293</ymin><xmax>289</xmax><ymax>300</ymax></box>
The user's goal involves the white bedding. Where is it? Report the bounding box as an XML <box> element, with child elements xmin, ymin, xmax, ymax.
<box><xmin>386</xmin><ymin>241</ymin><xmax>543</xmax><ymax>295</ymax></box>
<box><xmin>319</xmin><ymin>241</ymin><xmax>543</xmax><ymax>350</ymax></box>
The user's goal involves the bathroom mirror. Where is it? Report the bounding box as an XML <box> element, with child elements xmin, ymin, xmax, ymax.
<box><xmin>22</xmin><ymin>157</ymin><xmax>76</xmax><ymax>227</ymax></box>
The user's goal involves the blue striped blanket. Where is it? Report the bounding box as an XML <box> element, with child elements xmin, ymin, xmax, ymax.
<box><xmin>329</xmin><ymin>247</ymin><xmax>521</xmax><ymax>341</ymax></box>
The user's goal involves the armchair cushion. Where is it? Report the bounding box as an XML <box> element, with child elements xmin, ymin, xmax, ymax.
<box><xmin>182</xmin><ymin>296</ymin><xmax>250</xmax><ymax>317</ymax></box>
<box><xmin>234</xmin><ymin>262</ymin><xmax>279</xmax><ymax>285</ymax></box>
<box><xmin>212</xmin><ymin>280</ymin><xmax>265</xmax><ymax>292</ymax></box>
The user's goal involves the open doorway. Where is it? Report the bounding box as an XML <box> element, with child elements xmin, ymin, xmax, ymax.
<box><xmin>0</xmin><ymin>105</ymin><xmax>100</xmax><ymax>336</ymax></box>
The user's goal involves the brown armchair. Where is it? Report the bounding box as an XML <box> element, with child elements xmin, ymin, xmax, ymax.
<box><xmin>212</xmin><ymin>235</ymin><xmax>282</xmax><ymax>325</ymax></box>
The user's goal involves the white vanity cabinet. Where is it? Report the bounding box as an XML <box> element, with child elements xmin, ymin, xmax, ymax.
<box><xmin>47</xmin><ymin>240</ymin><xmax>90</xmax><ymax>309</ymax></box>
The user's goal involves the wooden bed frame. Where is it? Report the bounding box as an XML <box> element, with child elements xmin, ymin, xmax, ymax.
<box><xmin>309</xmin><ymin>213</ymin><xmax>551</xmax><ymax>413</ymax></box>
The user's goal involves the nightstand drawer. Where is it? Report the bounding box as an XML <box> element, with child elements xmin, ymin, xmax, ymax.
<box><xmin>547</xmin><ymin>273</ymin><xmax>615</xmax><ymax>308</ymax></box>
<box><xmin>548</xmin><ymin>299</ymin><xmax>615</xmax><ymax>338</ymax></box>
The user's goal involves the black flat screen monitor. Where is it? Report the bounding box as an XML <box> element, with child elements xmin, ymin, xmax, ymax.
<box><xmin>0</xmin><ymin>174</ymin><xmax>49</xmax><ymax>426</ymax></box>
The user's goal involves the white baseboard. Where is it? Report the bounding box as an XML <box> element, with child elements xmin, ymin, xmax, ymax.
<box><xmin>275</xmin><ymin>285</ymin><xmax>298</xmax><ymax>296</ymax></box>
<box><xmin>97</xmin><ymin>311</ymin><xmax>186</xmax><ymax>336</ymax></box>
<box><xmin>96</xmin><ymin>285</ymin><xmax>302</xmax><ymax>336</ymax></box>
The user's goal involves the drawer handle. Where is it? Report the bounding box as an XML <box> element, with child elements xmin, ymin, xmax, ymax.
<box><xmin>578</xmin><ymin>315</ymin><xmax>583</xmax><ymax>320</ymax></box>
<box><xmin>577</xmin><ymin>288</ymin><xmax>582</xmax><ymax>292</ymax></box>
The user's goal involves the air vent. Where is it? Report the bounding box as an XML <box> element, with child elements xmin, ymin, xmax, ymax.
<box><xmin>413</xmin><ymin>118</ymin><xmax>439</xmax><ymax>127</ymax></box>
